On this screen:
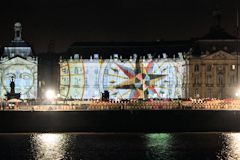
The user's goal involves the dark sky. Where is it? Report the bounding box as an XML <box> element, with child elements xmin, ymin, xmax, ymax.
<box><xmin>0</xmin><ymin>0</ymin><xmax>240</xmax><ymax>53</ymax></box>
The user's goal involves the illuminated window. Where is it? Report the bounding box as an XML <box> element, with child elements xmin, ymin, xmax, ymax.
<box><xmin>231</xmin><ymin>65</ymin><xmax>236</xmax><ymax>70</ymax></box>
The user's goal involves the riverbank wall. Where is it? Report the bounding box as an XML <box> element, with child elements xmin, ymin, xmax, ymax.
<box><xmin>1</xmin><ymin>110</ymin><xmax>240</xmax><ymax>133</ymax></box>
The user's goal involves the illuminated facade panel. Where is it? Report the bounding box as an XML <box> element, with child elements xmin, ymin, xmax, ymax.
<box><xmin>0</xmin><ymin>22</ymin><xmax>38</xmax><ymax>99</ymax></box>
<box><xmin>0</xmin><ymin>57</ymin><xmax>38</xmax><ymax>99</ymax></box>
<box><xmin>60</xmin><ymin>56</ymin><xmax>186</xmax><ymax>100</ymax></box>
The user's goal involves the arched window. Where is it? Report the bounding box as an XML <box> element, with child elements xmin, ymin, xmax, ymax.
<box><xmin>206</xmin><ymin>64</ymin><xmax>212</xmax><ymax>72</ymax></box>
<box><xmin>16</xmin><ymin>31</ymin><xmax>20</xmax><ymax>37</ymax></box>
<box><xmin>194</xmin><ymin>64</ymin><xmax>199</xmax><ymax>72</ymax></box>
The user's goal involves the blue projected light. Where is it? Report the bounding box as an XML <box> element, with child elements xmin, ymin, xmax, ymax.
<box><xmin>0</xmin><ymin>57</ymin><xmax>37</xmax><ymax>99</ymax></box>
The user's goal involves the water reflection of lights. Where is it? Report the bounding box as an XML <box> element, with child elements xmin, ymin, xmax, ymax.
<box><xmin>145</xmin><ymin>133</ymin><xmax>173</xmax><ymax>159</ymax></box>
<box><xmin>217</xmin><ymin>133</ymin><xmax>240</xmax><ymax>160</ymax></box>
<box><xmin>31</xmin><ymin>133</ymin><xmax>69</xmax><ymax>160</ymax></box>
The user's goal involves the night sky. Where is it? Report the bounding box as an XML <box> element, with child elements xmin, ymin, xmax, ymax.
<box><xmin>0</xmin><ymin>0</ymin><xmax>240</xmax><ymax>53</ymax></box>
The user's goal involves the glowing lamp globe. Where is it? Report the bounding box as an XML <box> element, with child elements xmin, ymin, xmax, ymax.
<box><xmin>45</xmin><ymin>89</ymin><xmax>55</xmax><ymax>100</ymax></box>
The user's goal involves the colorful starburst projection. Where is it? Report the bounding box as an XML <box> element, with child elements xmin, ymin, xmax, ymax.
<box><xmin>111</xmin><ymin>60</ymin><xmax>166</xmax><ymax>99</ymax></box>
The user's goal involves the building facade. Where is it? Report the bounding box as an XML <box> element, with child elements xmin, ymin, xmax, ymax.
<box><xmin>0</xmin><ymin>23</ymin><xmax>38</xmax><ymax>99</ymax></box>
<box><xmin>2</xmin><ymin>16</ymin><xmax>240</xmax><ymax>100</ymax></box>
<box><xmin>59</xmin><ymin>53</ymin><xmax>187</xmax><ymax>100</ymax></box>
<box><xmin>188</xmin><ymin>49</ymin><xmax>239</xmax><ymax>99</ymax></box>
<box><xmin>187</xmin><ymin>12</ymin><xmax>240</xmax><ymax>99</ymax></box>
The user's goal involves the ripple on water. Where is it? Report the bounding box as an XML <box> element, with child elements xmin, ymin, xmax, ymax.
<box><xmin>0</xmin><ymin>133</ymin><xmax>240</xmax><ymax>160</ymax></box>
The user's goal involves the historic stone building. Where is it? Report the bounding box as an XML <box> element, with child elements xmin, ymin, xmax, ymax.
<box><xmin>0</xmin><ymin>23</ymin><xmax>38</xmax><ymax>99</ymax></box>
<box><xmin>59</xmin><ymin>42</ymin><xmax>190</xmax><ymax>100</ymax></box>
<box><xmin>2</xmin><ymin>12</ymin><xmax>240</xmax><ymax>100</ymax></box>
<box><xmin>187</xmin><ymin>10</ymin><xmax>240</xmax><ymax>99</ymax></box>
<box><xmin>187</xmin><ymin>48</ymin><xmax>239</xmax><ymax>99</ymax></box>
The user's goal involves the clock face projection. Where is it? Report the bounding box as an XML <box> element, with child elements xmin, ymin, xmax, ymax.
<box><xmin>0</xmin><ymin>57</ymin><xmax>37</xmax><ymax>99</ymax></box>
<box><xmin>59</xmin><ymin>60</ymin><xmax>85</xmax><ymax>99</ymax></box>
<box><xmin>59</xmin><ymin>57</ymin><xmax>186</xmax><ymax>100</ymax></box>
<box><xmin>60</xmin><ymin>59</ymin><xmax>107</xmax><ymax>99</ymax></box>
<box><xmin>103</xmin><ymin>59</ymin><xmax>186</xmax><ymax>99</ymax></box>
<box><xmin>150</xmin><ymin>59</ymin><xmax>185</xmax><ymax>98</ymax></box>
<box><xmin>103</xmin><ymin>60</ymin><xmax>138</xmax><ymax>99</ymax></box>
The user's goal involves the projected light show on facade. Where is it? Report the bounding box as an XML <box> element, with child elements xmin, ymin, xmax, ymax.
<box><xmin>59</xmin><ymin>54</ymin><xmax>186</xmax><ymax>100</ymax></box>
<box><xmin>0</xmin><ymin>22</ymin><xmax>38</xmax><ymax>99</ymax></box>
<box><xmin>0</xmin><ymin>57</ymin><xmax>38</xmax><ymax>99</ymax></box>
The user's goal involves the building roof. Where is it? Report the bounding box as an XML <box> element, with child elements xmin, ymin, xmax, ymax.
<box><xmin>201</xmin><ymin>26</ymin><xmax>236</xmax><ymax>40</ymax></box>
<box><xmin>62</xmin><ymin>41</ymin><xmax>192</xmax><ymax>59</ymax></box>
<box><xmin>190</xmin><ymin>24</ymin><xmax>240</xmax><ymax>57</ymax></box>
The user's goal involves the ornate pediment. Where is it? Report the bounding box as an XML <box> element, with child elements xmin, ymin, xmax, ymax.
<box><xmin>0</xmin><ymin>56</ymin><xmax>37</xmax><ymax>65</ymax></box>
<box><xmin>202</xmin><ymin>50</ymin><xmax>236</xmax><ymax>60</ymax></box>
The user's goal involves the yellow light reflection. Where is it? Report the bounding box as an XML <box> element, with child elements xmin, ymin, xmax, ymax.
<box><xmin>226</xmin><ymin>133</ymin><xmax>240</xmax><ymax>159</ymax></box>
<box><xmin>31</xmin><ymin>133</ymin><xmax>69</xmax><ymax>160</ymax></box>
<box><xmin>217</xmin><ymin>133</ymin><xmax>240</xmax><ymax>160</ymax></box>
<box><xmin>39</xmin><ymin>134</ymin><xmax>61</xmax><ymax>145</ymax></box>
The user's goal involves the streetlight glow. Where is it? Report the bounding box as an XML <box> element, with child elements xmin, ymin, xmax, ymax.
<box><xmin>45</xmin><ymin>89</ymin><xmax>55</xmax><ymax>100</ymax></box>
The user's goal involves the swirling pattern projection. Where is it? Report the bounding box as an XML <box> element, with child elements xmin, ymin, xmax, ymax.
<box><xmin>0</xmin><ymin>57</ymin><xmax>38</xmax><ymax>99</ymax></box>
<box><xmin>59</xmin><ymin>58</ymin><xmax>186</xmax><ymax>100</ymax></box>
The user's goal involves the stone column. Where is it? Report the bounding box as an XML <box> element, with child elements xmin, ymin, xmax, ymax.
<box><xmin>225</xmin><ymin>64</ymin><xmax>229</xmax><ymax>97</ymax></box>
<box><xmin>213</xmin><ymin>63</ymin><xmax>217</xmax><ymax>98</ymax></box>
<box><xmin>201</xmin><ymin>63</ymin><xmax>205</xmax><ymax>98</ymax></box>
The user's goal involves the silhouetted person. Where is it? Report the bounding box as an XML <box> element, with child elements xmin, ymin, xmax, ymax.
<box><xmin>10</xmin><ymin>76</ymin><xmax>15</xmax><ymax>94</ymax></box>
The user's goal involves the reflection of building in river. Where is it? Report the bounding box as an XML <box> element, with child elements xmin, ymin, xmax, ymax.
<box><xmin>0</xmin><ymin>22</ymin><xmax>38</xmax><ymax>99</ymax></box>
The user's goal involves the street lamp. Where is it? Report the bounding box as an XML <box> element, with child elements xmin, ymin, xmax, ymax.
<box><xmin>45</xmin><ymin>89</ymin><xmax>55</xmax><ymax>100</ymax></box>
<box><xmin>235</xmin><ymin>89</ymin><xmax>240</xmax><ymax>98</ymax></box>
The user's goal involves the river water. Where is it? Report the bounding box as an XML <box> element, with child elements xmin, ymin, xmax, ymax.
<box><xmin>0</xmin><ymin>133</ymin><xmax>240</xmax><ymax>160</ymax></box>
